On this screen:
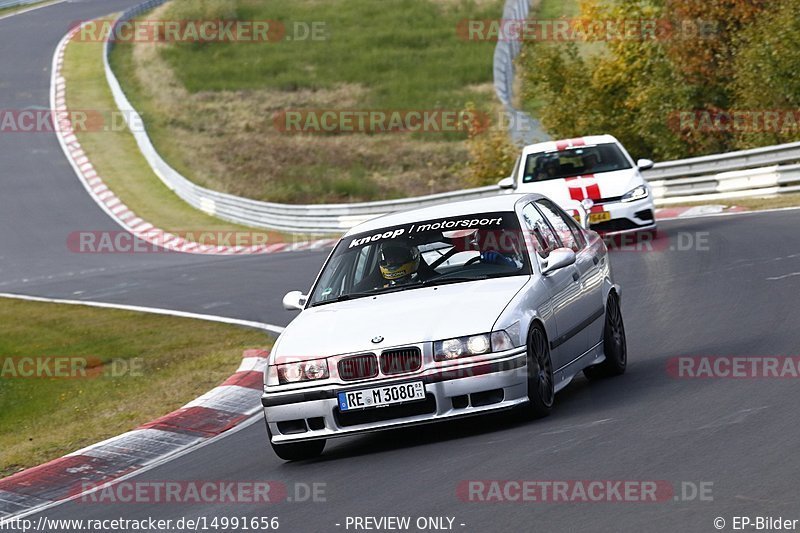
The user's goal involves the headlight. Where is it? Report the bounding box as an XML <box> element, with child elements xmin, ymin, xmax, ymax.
<box><xmin>621</xmin><ymin>185</ymin><xmax>648</xmax><ymax>203</ymax></box>
<box><xmin>434</xmin><ymin>334</ymin><xmax>491</xmax><ymax>361</ymax></box>
<box><xmin>276</xmin><ymin>358</ymin><xmax>329</xmax><ymax>384</ymax></box>
<box><xmin>434</xmin><ymin>327</ymin><xmax>523</xmax><ymax>362</ymax></box>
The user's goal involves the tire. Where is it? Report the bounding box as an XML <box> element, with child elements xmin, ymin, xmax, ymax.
<box><xmin>584</xmin><ymin>291</ymin><xmax>627</xmax><ymax>380</ymax></box>
<box><xmin>520</xmin><ymin>322</ymin><xmax>554</xmax><ymax>420</ymax></box>
<box><xmin>266</xmin><ymin>421</ymin><xmax>326</xmax><ymax>461</ymax></box>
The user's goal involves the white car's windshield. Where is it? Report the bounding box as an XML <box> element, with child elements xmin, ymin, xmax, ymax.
<box><xmin>522</xmin><ymin>143</ymin><xmax>632</xmax><ymax>183</ymax></box>
<box><xmin>308</xmin><ymin>212</ymin><xmax>531</xmax><ymax>307</ymax></box>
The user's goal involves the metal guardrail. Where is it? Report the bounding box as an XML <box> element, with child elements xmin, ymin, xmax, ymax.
<box><xmin>102</xmin><ymin>0</ymin><xmax>800</xmax><ymax>234</ymax></box>
<box><xmin>493</xmin><ymin>0</ymin><xmax>548</xmax><ymax>145</ymax></box>
<box><xmin>643</xmin><ymin>142</ymin><xmax>800</xmax><ymax>181</ymax></box>
<box><xmin>651</xmin><ymin>164</ymin><xmax>800</xmax><ymax>205</ymax></box>
<box><xmin>0</xmin><ymin>0</ymin><xmax>44</xmax><ymax>9</ymax></box>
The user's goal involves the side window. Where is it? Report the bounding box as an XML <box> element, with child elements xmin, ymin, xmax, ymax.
<box><xmin>564</xmin><ymin>212</ymin><xmax>587</xmax><ymax>249</ymax></box>
<box><xmin>352</xmin><ymin>246</ymin><xmax>372</xmax><ymax>282</ymax></box>
<box><xmin>536</xmin><ymin>199</ymin><xmax>581</xmax><ymax>252</ymax></box>
<box><xmin>522</xmin><ymin>203</ymin><xmax>559</xmax><ymax>258</ymax></box>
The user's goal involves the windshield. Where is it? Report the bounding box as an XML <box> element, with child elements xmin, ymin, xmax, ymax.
<box><xmin>308</xmin><ymin>212</ymin><xmax>531</xmax><ymax>306</ymax></box>
<box><xmin>521</xmin><ymin>143</ymin><xmax>632</xmax><ymax>183</ymax></box>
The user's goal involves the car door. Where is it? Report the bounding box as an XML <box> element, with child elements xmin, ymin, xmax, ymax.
<box><xmin>521</xmin><ymin>202</ymin><xmax>585</xmax><ymax>371</ymax></box>
<box><xmin>535</xmin><ymin>198</ymin><xmax>605</xmax><ymax>351</ymax></box>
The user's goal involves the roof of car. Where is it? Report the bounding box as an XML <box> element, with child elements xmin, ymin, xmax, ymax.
<box><xmin>343</xmin><ymin>193</ymin><xmax>543</xmax><ymax>236</ymax></box>
<box><xmin>520</xmin><ymin>134</ymin><xmax>619</xmax><ymax>156</ymax></box>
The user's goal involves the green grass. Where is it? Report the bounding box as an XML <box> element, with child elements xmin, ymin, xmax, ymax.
<box><xmin>537</xmin><ymin>0</ymin><xmax>580</xmax><ymax>19</ymax></box>
<box><xmin>62</xmin><ymin>20</ymin><xmax>310</xmax><ymax>242</ymax></box>
<box><xmin>0</xmin><ymin>298</ymin><xmax>271</xmax><ymax>478</ymax></box>
<box><xmin>158</xmin><ymin>0</ymin><xmax>499</xmax><ymax>109</ymax></box>
<box><xmin>102</xmin><ymin>0</ymin><xmax>500</xmax><ymax>204</ymax></box>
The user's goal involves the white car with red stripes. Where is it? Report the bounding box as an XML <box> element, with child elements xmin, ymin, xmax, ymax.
<box><xmin>499</xmin><ymin>134</ymin><xmax>656</xmax><ymax>234</ymax></box>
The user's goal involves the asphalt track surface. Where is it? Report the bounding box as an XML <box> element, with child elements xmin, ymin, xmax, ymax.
<box><xmin>3</xmin><ymin>2</ymin><xmax>800</xmax><ymax>532</ymax></box>
<box><xmin>0</xmin><ymin>0</ymin><xmax>325</xmax><ymax>326</ymax></box>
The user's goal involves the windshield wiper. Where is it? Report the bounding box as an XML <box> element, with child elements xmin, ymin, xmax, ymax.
<box><xmin>421</xmin><ymin>275</ymin><xmax>488</xmax><ymax>287</ymax></box>
<box><xmin>310</xmin><ymin>276</ymin><xmax>491</xmax><ymax>307</ymax></box>
<box><xmin>309</xmin><ymin>285</ymin><xmax>408</xmax><ymax>307</ymax></box>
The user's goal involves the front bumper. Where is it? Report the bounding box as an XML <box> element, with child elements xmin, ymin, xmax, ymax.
<box><xmin>262</xmin><ymin>349</ymin><xmax>528</xmax><ymax>443</ymax></box>
<box><xmin>590</xmin><ymin>197</ymin><xmax>656</xmax><ymax>234</ymax></box>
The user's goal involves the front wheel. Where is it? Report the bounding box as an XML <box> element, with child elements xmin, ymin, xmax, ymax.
<box><xmin>584</xmin><ymin>291</ymin><xmax>627</xmax><ymax>380</ymax></box>
<box><xmin>519</xmin><ymin>323</ymin><xmax>554</xmax><ymax>420</ymax></box>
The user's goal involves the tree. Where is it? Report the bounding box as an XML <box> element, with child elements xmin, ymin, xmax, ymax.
<box><xmin>519</xmin><ymin>0</ymin><xmax>781</xmax><ymax>159</ymax></box>
<box><xmin>520</xmin><ymin>0</ymin><xmax>694</xmax><ymax>160</ymax></box>
<box><xmin>731</xmin><ymin>0</ymin><xmax>800</xmax><ymax>147</ymax></box>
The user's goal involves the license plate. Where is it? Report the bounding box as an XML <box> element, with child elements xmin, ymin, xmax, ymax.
<box><xmin>589</xmin><ymin>212</ymin><xmax>611</xmax><ymax>224</ymax></box>
<box><xmin>338</xmin><ymin>381</ymin><xmax>425</xmax><ymax>411</ymax></box>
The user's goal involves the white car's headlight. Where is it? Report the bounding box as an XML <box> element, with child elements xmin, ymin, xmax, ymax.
<box><xmin>621</xmin><ymin>185</ymin><xmax>649</xmax><ymax>203</ymax></box>
<box><xmin>276</xmin><ymin>358</ymin><xmax>329</xmax><ymax>384</ymax></box>
<box><xmin>434</xmin><ymin>328</ymin><xmax>520</xmax><ymax>362</ymax></box>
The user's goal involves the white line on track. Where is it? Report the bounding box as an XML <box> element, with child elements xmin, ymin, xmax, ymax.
<box><xmin>0</xmin><ymin>0</ymin><xmax>65</xmax><ymax>21</ymax></box>
<box><xmin>657</xmin><ymin>204</ymin><xmax>800</xmax><ymax>222</ymax></box>
<box><xmin>766</xmin><ymin>272</ymin><xmax>800</xmax><ymax>281</ymax></box>
<box><xmin>0</xmin><ymin>292</ymin><xmax>285</xmax><ymax>335</ymax></box>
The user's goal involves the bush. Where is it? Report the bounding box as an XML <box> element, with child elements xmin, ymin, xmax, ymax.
<box><xmin>519</xmin><ymin>0</ymin><xmax>782</xmax><ymax>160</ymax></box>
<box><xmin>521</xmin><ymin>1</ymin><xmax>693</xmax><ymax>160</ymax></box>
<box><xmin>731</xmin><ymin>0</ymin><xmax>800</xmax><ymax>148</ymax></box>
<box><xmin>464</xmin><ymin>104</ymin><xmax>520</xmax><ymax>186</ymax></box>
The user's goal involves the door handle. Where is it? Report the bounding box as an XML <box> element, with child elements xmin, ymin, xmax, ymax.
<box><xmin>572</xmin><ymin>271</ymin><xmax>580</xmax><ymax>282</ymax></box>
<box><xmin>592</xmin><ymin>256</ymin><xmax>599</xmax><ymax>265</ymax></box>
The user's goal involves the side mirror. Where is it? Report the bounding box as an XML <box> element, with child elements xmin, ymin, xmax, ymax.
<box><xmin>497</xmin><ymin>177</ymin><xmax>516</xmax><ymax>190</ymax></box>
<box><xmin>282</xmin><ymin>291</ymin><xmax>307</xmax><ymax>311</ymax></box>
<box><xmin>541</xmin><ymin>248</ymin><xmax>576</xmax><ymax>276</ymax></box>
<box><xmin>563</xmin><ymin>200</ymin><xmax>589</xmax><ymax>230</ymax></box>
<box><xmin>637</xmin><ymin>158</ymin><xmax>654</xmax><ymax>171</ymax></box>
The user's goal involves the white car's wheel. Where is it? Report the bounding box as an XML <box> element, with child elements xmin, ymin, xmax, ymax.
<box><xmin>584</xmin><ymin>292</ymin><xmax>627</xmax><ymax>380</ymax></box>
<box><xmin>520</xmin><ymin>323</ymin><xmax>554</xmax><ymax>420</ymax></box>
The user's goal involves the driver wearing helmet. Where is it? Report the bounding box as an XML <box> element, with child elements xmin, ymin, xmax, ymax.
<box><xmin>378</xmin><ymin>240</ymin><xmax>517</xmax><ymax>288</ymax></box>
<box><xmin>379</xmin><ymin>242</ymin><xmax>425</xmax><ymax>285</ymax></box>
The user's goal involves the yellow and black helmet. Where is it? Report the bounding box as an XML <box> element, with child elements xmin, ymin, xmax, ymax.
<box><xmin>379</xmin><ymin>243</ymin><xmax>420</xmax><ymax>281</ymax></box>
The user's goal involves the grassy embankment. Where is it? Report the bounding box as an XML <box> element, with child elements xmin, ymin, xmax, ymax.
<box><xmin>108</xmin><ymin>0</ymin><xmax>502</xmax><ymax>203</ymax></box>
<box><xmin>0</xmin><ymin>298</ymin><xmax>270</xmax><ymax>477</ymax></box>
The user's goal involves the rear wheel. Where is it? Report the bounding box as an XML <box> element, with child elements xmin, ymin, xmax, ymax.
<box><xmin>266</xmin><ymin>420</ymin><xmax>326</xmax><ymax>461</ymax></box>
<box><xmin>520</xmin><ymin>323</ymin><xmax>554</xmax><ymax>420</ymax></box>
<box><xmin>584</xmin><ymin>292</ymin><xmax>627</xmax><ymax>380</ymax></box>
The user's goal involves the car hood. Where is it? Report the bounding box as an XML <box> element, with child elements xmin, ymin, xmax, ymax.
<box><xmin>515</xmin><ymin>169</ymin><xmax>644</xmax><ymax>203</ymax></box>
<box><xmin>273</xmin><ymin>276</ymin><xmax>530</xmax><ymax>361</ymax></box>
